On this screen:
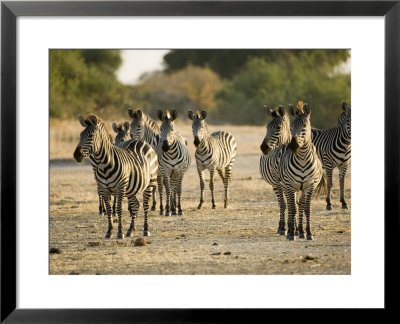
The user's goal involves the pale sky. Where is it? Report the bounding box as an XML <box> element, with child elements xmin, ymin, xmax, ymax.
<box><xmin>116</xmin><ymin>50</ymin><xmax>169</xmax><ymax>85</ymax></box>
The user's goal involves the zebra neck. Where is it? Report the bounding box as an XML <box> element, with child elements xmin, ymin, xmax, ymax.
<box><xmin>296</xmin><ymin>140</ymin><xmax>314</xmax><ymax>159</ymax></box>
<box><xmin>196</xmin><ymin>135</ymin><xmax>212</xmax><ymax>152</ymax></box>
<box><xmin>92</xmin><ymin>140</ymin><xmax>114</xmax><ymax>168</ymax></box>
<box><xmin>338</xmin><ymin>126</ymin><xmax>351</xmax><ymax>145</ymax></box>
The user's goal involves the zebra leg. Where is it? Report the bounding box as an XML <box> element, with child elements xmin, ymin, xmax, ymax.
<box><xmin>325</xmin><ymin>167</ymin><xmax>334</xmax><ymax>210</ymax></box>
<box><xmin>273</xmin><ymin>186</ymin><xmax>287</xmax><ymax>235</ymax></box>
<box><xmin>126</xmin><ymin>196</ymin><xmax>139</xmax><ymax>237</ymax></box>
<box><xmin>112</xmin><ymin>195</ymin><xmax>117</xmax><ymax>219</ymax></box>
<box><xmin>223</xmin><ymin>161</ymin><xmax>234</xmax><ymax>208</ymax></box>
<box><xmin>197</xmin><ymin>167</ymin><xmax>205</xmax><ymax>209</ymax></box>
<box><xmin>297</xmin><ymin>192</ymin><xmax>306</xmax><ymax>238</ymax></box>
<box><xmin>157</xmin><ymin>174</ymin><xmax>164</xmax><ymax>215</ymax></box>
<box><xmin>163</xmin><ymin>175</ymin><xmax>171</xmax><ymax>216</ymax></box>
<box><xmin>284</xmin><ymin>188</ymin><xmax>297</xmax><ymax>241</ymax></box>
<box><xmin>100</xmin><ymin>191</ymin><xmax>113</xmax><ymax>239</ymax></box>
<box><xmin>116</xmin><ymin>187</ymin><xmax>126</xmax><ymax>239</ymax></box>
<box><xmin>98</xmin><ymin>186</ymin><xmax>104</xmax><ymax>215</ymax></box>
<box><xmin>305</xmin><ymin>186</ymin><xmax>315</xmax><ymax>240</ymax></box>
<box><xmin>339</xmin><ymin>164</ymin><xmax>349</xmax><ymax>209</ymax></box>
<box><xmin>171</xmin><ymin>186</ymin><xmax>177</xmax><ymax>216</ymax></box>
<box><xmin>151</xmin><ymin>185</ymin><xmax>157</xmax><ymax>211</ymax></box>
<box><xmin>142</xmin><ymin>185</ymin><xmax>153</xmax><ymax>236</ymax></box>
<box><xmin>209</xmin><ymin>168</ymin><xmax>216</xmax><ymax>209</ymax></box>
<box><xmin>177</xmin><ymin>176</ymin><xmax>184</xmax><ymax>216</ymax></box>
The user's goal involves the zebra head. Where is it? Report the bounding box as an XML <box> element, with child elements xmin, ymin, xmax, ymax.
<box><xmin>260</xmin><ymin>105</ymin><xmax>290</xmax><ymax>155</ymax></box>
<box><xmin>74</xmin><ymin>114</ymin><xmax>106</xmax><ymax>162</ymax></box>
<box><xmin>338</xmin><ymin>101</ymin><xmax>351</xmax><ymax>139</ymax></box>
<box><xmin>288</xmin><ymin>102</ymin><xmax>312</xmax><ymax>153</ymax></box>
<box><xmin>157</xmin><ymin>109</ymin><xmax>178</xmax><ymax>152</ymax></box>
<box><xmin>187</xmin><ymin>110</ymin><xmax>208</xmax><ymax>147</ymax></box>
<box><xmin>112</xmin><ymin>121</ymin><xmax>130</xmax><ymax>146</ymax></box>
<box><xmin>128</xmin><ymin>108</ymin><xmax>145</xmax><ymax>141</ymax></box>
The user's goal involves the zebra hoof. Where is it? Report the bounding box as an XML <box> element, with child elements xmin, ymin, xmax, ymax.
<box><xmin>278</xmin><ymin>230</ymin><xmax>286</xmax><ymax>236</ymax></box>
<box><xmin>306</xmin><ymin>235</ymin><xmax>314</xmax><ymax>241</ymax></box>
<box><xmin>342</xmin><ymin>204</ymin><xmax>349</xmax><ymax>210</ymax></box>
<box><xmin>197</xmin><ymin>205</ymin><xmax>202</xmax><ymax>209</ymax></box>
<box><xmin>295</xmin><ymin>231</ymin><xmax>299</xmax><ymax>236</ymax></box>
<box><xmin>172</xmin><ymin>211</ymin><xmax>177</xmax><ymax>216</ymax></box>
<box><xmin>287</xmin><ymin>235</ymin><xmax>296</xmax><ymax>241</ymax></box>
<box><xmin>143</xmin><ymin>231</ymin><xmax>151</xmax><ymax>237</ymax></box>
<box><xmin>178</xmin><ymin>211</ymin><xmax>184</xmax><ymax>216</ymax></box>
<box><xmin>212</xmin><ymin>206</ymin><xmax>217</xmax><ymax>210</ymax></box>
<box><xmin>159</xmin><ymin>211</ymin><xmax>164</xmax><ymax>216</ymax></box>
<box><xmin>326</xmin><ymin>205</ymin><xmax>333</xmax><ymax>211</ymax></box>
<box><xmin>126</xmin><ymin>231</ymin><xmax>134</xmax><ymax>238</ymax></box>
<box><xmin>117</xmin><ymin>233</ymin><xmax>125</xmax><ymax>239</ymax></box>
<box><xmin>151</xmin><ymin>206</ymin><xmax>156</xmax><ymax>212</ymax></box>
<box><xmin>165</xmin><ymin>212</ymin><xmax>170</xmax><ymax>216</ymax></box>
<box><xmin>299</xmin><ymin>233</ymin><xmax>306</xmax><ymax>239</ymax></box>
<box><xmin>105</xmin><ymin>232</ymin><xmax>112</xmax><ymax>239</ymax></box>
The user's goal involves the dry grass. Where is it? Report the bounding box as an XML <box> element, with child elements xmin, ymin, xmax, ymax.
<box><xmin>50</xmin><ymin>119</ymin><xmax>351</xmax><ymax>275</ymax></box>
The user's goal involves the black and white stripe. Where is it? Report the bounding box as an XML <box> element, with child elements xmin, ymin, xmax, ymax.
<box><xmin>259</xmin><ymin>105</ymin><xmax>292</xmax><ymax>234</ymax></box>
<box><xmin>74</xmin><ymin>114</ymin><xmax>158</xmax><ymax>239</ymax></box>
<box><xmin>128</xmin><ymin>108</ymin><xmax>164</xmax><ymax>213</ymax></box>
<box><xmin>156</xmin><ymin>110</ymin><xmax>191</xmax><ymax>216</ymax></box>
<box><xmin>280</xmin><ymin>102</ymin><xmax>326</xmax><ymax>241</ymax></box>
<box><xmin>311</xmin><ymin>102</ymin><xmax>351</xmax><ymax>210</ymax></box>
<box><xmin>188</xmin><ymin>110</ymin><xmax>237</xmax><ymax>209</ymax></box>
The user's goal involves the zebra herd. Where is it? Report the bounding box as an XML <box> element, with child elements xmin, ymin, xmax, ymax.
<box><xmin>73</xmin><ymin>101</ymin><xmax>351</xmax><ymax>241</ymax></box>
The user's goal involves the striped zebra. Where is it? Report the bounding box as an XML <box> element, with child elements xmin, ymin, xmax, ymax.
<box><xmin>128</xmin><ymin>108</ymin><xmax>164</xmax><ymax>214</ymax></box>
<box><xmin>280</xmin><ymin>102</ymin><xmax>326</xmax><ymax>241</ymax></box>
<box><xmin>311</xmin><ymin>102</ymin><xmax>351</xmax><ymax>210</ymax></box>
<box><xmin>73</xmin><ymin>114</ymin><xmax>158</xmax><ymax>239</ymax></box>
<box><xmin>259</xmin><ymin>105</ymin><xmax>292</xmax><ymax>234</ymax></box>
<box><xmin>187</xmin><ymin>110</ymin><xmax>237</xmax><ymax>209</ymax></box>
<box><xmin>156</xmin><ymin>109</ymin><xmax>191</xmax><ymax>216</ymax></box>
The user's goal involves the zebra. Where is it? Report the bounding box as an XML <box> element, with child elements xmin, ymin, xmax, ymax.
<box><xmin>311</xmin><ymin>101</ymin><xmax>351</xmax><ymax>210</ymax></box>
<box><xmin>156</xmin><ymin>109</ymin><xmax>191</xmax><ymax>216</ymax></box>
<box><xmin>259</xmin><ymin>105</ymin><xmax>292</xmax><ymax>234</ymax></box>
<box><xmin>187</xmin><ymin>110</ymin><xmax>237</xmax><ymax>209</ymax></box>
<box><xmin>73</xmin><ymin>114</ymin><xmax>158</xmax><ymax>239</ymax></box>
<box><xmin>128</xmin><ymin>108</ymin><xmax>164</xmax><ymax>214</ymax></box>
<box><xmin>280</xmin><ymin>102</ymin><xmax>326</xmax><ymax>241</ymax></box>
<box><xmin>95</xmin><ymin>121</ymin><xmax>131</xmax><ymax>218</ymax></box>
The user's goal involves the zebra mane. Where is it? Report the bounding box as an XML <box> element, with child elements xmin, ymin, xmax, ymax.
<box><xmin>84</xmin><ymin>114</ymin><xmax>113</xmax><ymax>142</ymax></box>
<box><xmin>296</xmin><ymin>101</ymin><xmax>304</xmax><ymax>114</ymax></box>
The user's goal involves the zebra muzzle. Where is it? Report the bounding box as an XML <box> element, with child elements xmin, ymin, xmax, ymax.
<box><xmin>73</xmin><ymin>146</ymin><xmax>84</xmax><ymax>162</ymax></box>
<box><xmin>162</xmin><ymin>141</ymin><xmax>170</xmax><ymax>152</ymax></box>
<box><xmin>194</xmin><ymin>137</ymin><xmax>200</xmax><ymax>147</ymax></box>
<box><xmin>288</xmin><ymin>137</ymin><xmax>299</xmax><ymax>152</ymax></box>
<box><xmin>260</xmin><ymin>139</ymin><xmax>271</xmax><ymax>154</ymax></box>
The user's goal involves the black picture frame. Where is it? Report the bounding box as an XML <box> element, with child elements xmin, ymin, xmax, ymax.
<box><xmin>1</xmin><ymin>0</ymin><xmax>398</xmax><ymax>322</ymax></box>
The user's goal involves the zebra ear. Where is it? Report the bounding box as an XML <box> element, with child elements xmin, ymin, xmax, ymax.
<box><xmin>88</xmin><ymin>115</ymin><xmax>98</xmax><ymax>127</ymax></box>
<box><xmin>128</xmin><ymin>108</ymin><xmax>135</xmax><ymax>119</ymax></box>
<box><xmin>278</xmin><ymin>105</ymin><xmax>286</xmax><ymax>117</ymax></box>
<box><xmin>288</xmin><ymin>104</ymin><xmax>296</xmax><ymax>117</ymax></box>
<box><xmin>303</xmin><ymin>103</ymin><xmax>311</xmax><ymax>116</ymax></box>
<box><xmin>200</xmin><ymin>111</ymin><xmax>207</xmax><ymax>120</ymax></box>
<box><xmin>170</xmin><ymin>110</ymin><xmax>178</xmax><ymax>121</ymax></box>
<box><xmin>264</xmin><ymin>106</ymin><xmax>272</xmax><ymax>118</ymax></box>
<box><xmin>112</xmin><ymin>122</ymin><xmax>119</xmax><ymax>133</ymax></box>
<box><xmin>341</xmin><ymin>101</ymin><xmax>348</xmax><ymax>112</ymax></box>
<box><xmin>78</xmin><ymin>114</ymin><xmax>87</xmax><ymax>128</ymax></box>
<box><xmin>136</xmin><ymin>109</ymin><xmax>143</xmax><ymax>119</ymax></box>
<box><xmin>187</xmin><ymin>111</ymin><xmax>194</xmax><ymax>120</ymax></box>
<box><xmin>157</xmin><ymin>110</ymin><xmax>163</xmax><ymax>121</ymax></box>
<box><xmin>124</xmin><ymin>121</ymin><xmax>130</xmax><ymax>132</ymax></box>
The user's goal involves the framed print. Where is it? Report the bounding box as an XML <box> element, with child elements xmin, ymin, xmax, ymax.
<box><xmin>1</xmin><ymin>0</ymin><xmax>398</xmax><ymax>322</ymax></box>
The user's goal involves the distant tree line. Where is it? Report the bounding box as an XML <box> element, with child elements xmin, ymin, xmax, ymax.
<box><xmin>50</xmin><ymin>49</ymin><xmax>350</xmax><ymax>129</ymax></box>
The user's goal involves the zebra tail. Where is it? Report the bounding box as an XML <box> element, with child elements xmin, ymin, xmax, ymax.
<box><xmin>314</xmin><ymin>172</ymin><xmax>328</xmax><ymax>198</ymax></box>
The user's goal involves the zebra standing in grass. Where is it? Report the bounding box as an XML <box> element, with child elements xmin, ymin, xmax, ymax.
<box><xmin>259</xmin><ymin>105</ymin><xmax>292</xmax><ymax>234</ymax></box>
<box><xmin>311</xmin><ymin>102</ymin><xmax>351</xmax><ymax>210</ymax></box>
<box><xmin>128</xmin><ymin>108</ymin><xmax>164</xmax><ymax>214</ymax></box>
<box><xmin>156</xmin><ymin>110</ymin><xmax>191</xmax><ymax>216</ymax></box>
<box><xmin>280</xmin><ymin>102</ymin><xmax>326</xmax><ymax>241</ymax></box>
<box><xmin>187</xmin><ymin>110</ymin><xmax>237</xmax><ymax>209</ymax></box>
<box><xmin>74</xmin><ymin>114</ymin><xmax>158</xmax><ymax>239</ymax></box>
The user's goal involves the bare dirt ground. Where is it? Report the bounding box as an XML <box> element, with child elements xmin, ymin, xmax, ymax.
<box><xmin>49</xmin><ymin>122</ymin><xmax>351</xmax><ymax>275</ymax></box>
